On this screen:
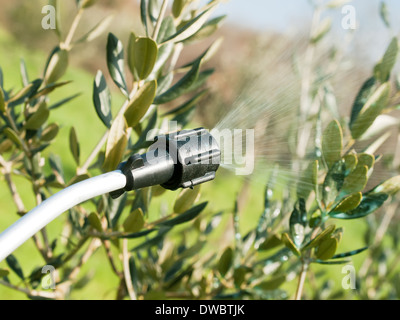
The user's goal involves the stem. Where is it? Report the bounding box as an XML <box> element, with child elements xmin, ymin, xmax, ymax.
<box><xmin>63</xmin><ymin>9</ymin><xmax>84</xmax><ymax>50</ymax></box>
<box><xmin>295</xmin><ymin>260</ymin><xmax>309</xmax><ymax>300</ymax></box>
<box><xmin>0</xmin><ymin>280</ymin><xmax>58</xmax><ymax>299</ymax></box>
<box><xmin>103</xmin><ymin>240</ymin><xmax>123</xmax><ymax>278</ymax></box>
<box><xmin>77</xmin><ymin>85</ymin><xmax>139</xmax><ymax>175</ymax></box>
<box><xmin>122</xmin><ymin>238</ymin><xmax>137</xmax><ymax>300</ymax></box>
<box><xmin>152</xmin><ymin>0</ymin><xmax>169</xmax><ymax>40</ymax></box>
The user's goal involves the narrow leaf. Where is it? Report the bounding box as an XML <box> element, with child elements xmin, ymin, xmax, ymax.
<box><xmin>123</xmin><ymin>208</ymin><xmax>145</xmax><ymax>233</ymax></box>
<box><xmin>69</xmin><ymin>127</ymin><xmax>80</xmax><ymax>166</ymax></box>
<box><xmin>218</xmin><ymin>247</ymin><xmax>233</xmax><ymax>277</ymax></box>
<box><xmin>107</xmin><ymin>33</ymin><xmax>129</xmax><ymax>97</ymax></box>
<box><xmin>93</xmin><ymin>70</ymin><xmax>112</xmax><ymax>128</ymax></box>
<box><xmin>103</xmin><ymin>114</ymin><xmax>128</xmax><ymax>171</ymax></box>
<box><xmin>5</xmin><ymin>254</ymin><xmax>24</xmax><ymax>280</ymax></box>
<box><xmin>160</xmin><ymin>202</ymin><xmax>208</xmax><ymax>227</ymax></box>
<box><xmin>322</xmin><ymin>120</ymin><xmax>343</xmax><ymax>168</ymax></box>
<box><xmin>124</xmin><ymin>80</ymin><xmax>157</xmax><ymax>128</ymax></box>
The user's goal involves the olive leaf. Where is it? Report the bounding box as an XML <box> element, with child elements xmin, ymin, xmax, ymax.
<box><xmin>123</xmin><ymin>208</ymin><xmax>145</xmax><ymax>233</ymax></box>
<box><xmin>103</xmin><ymin>114</ymin><xmax>128</xmax><ymax>171</ymax></box>
<box><xmin>93</xmin><ymin>70</ymin><xmax>112</xmax><ymax>128</ymax></box>
<box><xmin>322</xmin><ymin>120</ymin><xmax>343</xmax><ymax>169</ymax></box>
<box><xmin>107</xmin><ymin>33</ymin><xmax>129</xmax><ymax>97</ymax></box>
<box><xmin>88</xmin><ymin>212</ymin><xmax>103</xmax><ymax>232</ymax></box>
<box><xmin>351</xmin><ymin>82</ymin><xmax>391</xmax><ymax>140</ymax></box>
<box><xmin>69</xmin><ymin>127</ymin><xmax>80</xmax><ymax>166</ymax></box>
<box><xmin>173</xmin><ymin>185</ymin><xmax>201</xmax><ymax>214</ymax></box>
<box><xmin>218</xmin><ymin>247</ymin><xmax>233</xmax><ymax>277</ymax></box>
<box><xmin>44</xmin><ymin>48</ymin><xmax>69</xmax><ymax>84</ymax></box>
<box><xmin>128</xmin><ymin>33</ymin><xmax>158</xmax><ymax>81</ymax></box>
<box><xmin>315</xmin><ymin>237</ymin><xmax>338</xmax><ymax>261</ymax></box>
<box><xmin>124</xmin><ymin>80</ymin><xmax>157</xmax><ymax>128</ymax></box>
<box><xmin>374</xmin><ymin>37</ymin><xmax>398</xmax><ymax>83</ymax></box>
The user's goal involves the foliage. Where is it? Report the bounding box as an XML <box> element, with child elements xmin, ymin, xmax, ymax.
<box><xmin>1</xmin><ymin>0</ymin><xmax>400</xmax><ymax>301</ymax></box>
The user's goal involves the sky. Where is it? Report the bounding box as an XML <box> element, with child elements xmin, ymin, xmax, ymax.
<box><xmin>215</xmin><ymin>0</ymin><xmax>400</xmax><ymax>61</ymax></box>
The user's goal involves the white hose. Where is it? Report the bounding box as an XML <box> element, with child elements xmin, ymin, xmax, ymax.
<box><xmin>0</xmin><ymin>170</ymin><xmax>127</xmax><ymax>262</ymax></box>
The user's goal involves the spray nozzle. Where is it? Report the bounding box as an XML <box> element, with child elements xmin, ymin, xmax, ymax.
<box><xmin>110</xmin><ymin>128</ymin><xmax>221</xmax><ymax>199</ymax></box>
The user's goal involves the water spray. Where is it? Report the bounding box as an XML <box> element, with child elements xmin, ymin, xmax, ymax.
<box><xmin>0</xmin><ymin>128</ymin><xmax>221</xmax><ymax>261</ymax></box>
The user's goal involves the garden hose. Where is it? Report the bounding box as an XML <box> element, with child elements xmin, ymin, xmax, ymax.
<box><xmin>0</xmin><ymin>128</ymin><xmax>220</xmax><ymax>261</ymax></box>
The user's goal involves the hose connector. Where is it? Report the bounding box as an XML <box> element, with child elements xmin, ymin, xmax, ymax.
<box><xmin>110</xmin><ymin>128</ymin><xmax>220</xmax><ymax>199</ymax></box>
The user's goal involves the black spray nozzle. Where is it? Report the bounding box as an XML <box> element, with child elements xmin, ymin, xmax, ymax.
<box><xmin>110</xmin><ymin>128</ymin><xmax>220</xmax><ymax>199</ymax></box>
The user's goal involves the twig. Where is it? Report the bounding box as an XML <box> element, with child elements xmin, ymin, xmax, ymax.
<box><xmin>63</xmin><ymin>9</ymin><xmax>84</xmax><ymax>50</ymax></box>
<box><xmin>102</xmin><ymin>239</ymin><xmax>123</xmax><ymax>278</ymax></box>
<box><xmin>122</xmin><ymin>238</ymin><xmax>137</xmax><ymax>300</ymax></box>
<box><xmin>295</xmin><ymin>260</ymin><xmax>309</xmax><ymax>300</ymax></box>
<box><xmin>152</xmin><ymin>0</ymin><xmax>169</xmax><ymax>40</ymax></box>
<box><xmin>0</xmin><ymin>280</ymin><xmax>58</xmax><ymax>299</ymax></box>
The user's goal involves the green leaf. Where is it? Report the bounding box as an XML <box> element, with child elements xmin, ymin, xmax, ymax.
<box><xmin>374</xmin><ymin>38</ymin><xmax>398</xmax><ymax>82</ymax></box>
<box><xmin>128</xmin><ymin>34</ymin><xmax>158</xmax><ymax>81</ymax></box>
<box><xmin>140</xmin><ymin>0</ymin><xmax>149</xmax><ymax>36</ymax></box>
<box><xmin>357</xmin><ymin>153</ymin><xmax>375</xmax><ymax>170</ymax></box>
<box><xmin>44</xmin><ymin>48</ymin><xmax>68</xmax><ymax>84</ymax></box>
<box><xmin>281</xmin><ymin>233</ymin><xmax>301</xmax><ymax>256</ymax></box>
<box><xmin>3</xmin><ymin>128</ymin><xmax>23</xmax><ymax>147</ymax></box>
<box><xmin>289</xmin><ymin>199</ymin><xmax>307</xmax><ymax>246</ymax></box>
<box><xmin>311</xmin><ymin>18</ymin><xmax>332</xmax><ymax>44</ymax></box>
<box><xmin>25</xmin><ymin>103</ymin><xmax>50</xmax><ymax>130</ymax></box>
<box><xmin>103</xmin><ymin>114</ymin><xmax>128</xmax><ymax>171</ymax></box>
<box><xmin>88</xmin><ymin>212</ymin><xmax>103</xmax><ymax>232</ymax></box>
<box><xmin>218</xmin><ymin>247</ymin><xmax>233</xmax><ymax>277</ymax></box>
<box><xmin>20</xmin><ymin>58</ymin><xmax>29</xmax><ymax>86</ymax></box>
<box><xmin>31</xmin><ymin>81</ymin><xmax>72</xmax><ymax>100</ymax></box>
<box><xmin>163</xmin><ymin>89</ymin><xmax>208</xmax><ymax>116</ymax></box>
<box><xmin>315</xmin><ymin>237</ymin><xmax>338</xmax><ymax>261</ymax></box>
<box><xmin>351</xmin><ymin>82</ymin><xmax>391</xmax><ymax>139</ymax></box>
<box><xmin>80</xmin><ymin>0</ymin><xmax>98</xmax><ymax>9</ymax></box>
<box><xmin>173</xmin><ymin>185</ymin><xmax>201</xmax><ymax>214</ymax></box>
<box><xmin>154</xmin><ymin>59</ymin><xmax>201</xmax><ymax>105</ymax></box>
<box><xmin>322</xmin><ymin>160</ymin><xmax>346</xmax><ymax>208</ymax></box>
<box><xmin>0</xmin><ymin>269</ymin><xmax>9</xmax><ymax>278</ymax></box>
<box><xmin>106</xmin><ymin>33</ymin><xmax>129</xmax><ymax>97</ymax></box>
<box><xmin>48</xmin><ymin>93</ymin><xmax>81</xmax><ymax>110</ymax></box>
<box><xmin>163</xmin><ymin>6</ymin><xmax>216</xmax><ymax>44</ymax></box>
<box><xmin>184</xmin><ymin>16</ymin><xmax>226</xmax><ymax>43</ymax></box>
<box><xmin>75</xmin><ymin>15</ymin><xmax>114</xmax><ymax>43</ymax></box>
<box><xmin>331</xmin><ymin>192</ymin><xmax>362</xmax><ymax>213</ymax></box>
<box><xmin>68</xmin><ymin>174</ymin><xmax>90</xmax><ymax>186</ymax></box>
<box><xmin>372</xmin><ymin>176</ymin><xmax>400</xmax><ymax>195</ymax></box>
<box><xmin>0</xmin><ymin>86</ymin><xmax>6</xmax><ymax>113</ymax></box>
<box><xmin>330</xmin><ymin>193</ymin><xmax>389</xmax><ymax>220</ymax></box>
<box><xmin>8</xmin><ymin>79</ymin><xmax>42</xmax><ymax>105</ymax></box>
<box><xmin>322</xmin><ymin>120</ymin><xmax>343</xmax><ymax>168</ymax></box>
<box><xmin>341</xmin><ymin>165</ymin><xmax>368</xmax><ymax>195</ymax></box>
<box><xmin>350</xmin><ymin>77</ymin><xmax>378</xmax><ymax>127</ymax></box>
<box><xmin>258</xmin><ymin>234</ymin><xmax>283</xmax><ymax>251</ymax></box>
<box><xmin>6</xmin><ymin>254</ymin><xmax>24</xmax><ymax>280</ymax></box>
<box><xmin>124</xmin><ymin>80</ymin><xmax>157</xmax><ymax>128</ymax></box>
<box><xmin>172</xmin><ymin>0</ymin><xmax>186</xmax><ymax>18</ymax></box>
<box><xmin>93</xmin><ymin>70</ymin><xmax>112</xmax><ymax>128</ymax></box>
<box><xmin>69</xmin><ymin>127</ymin><xmax>80</xmax><ymax>166</ymax></box>
<box><xmin>297</xmin><ymin>160</ymin><xmax>318</xmax><ymax>200</ymax></box>
<box><xmin>380</xmin><ymin>1</ymin><xmax>390</xmax><ymax>28</ymax></box>
<box><xmin>256</xmin><ymin>274</ymin><xmax>286</xmax><ymax>291</ymax></box>
<box><xmin>331</xmin><ymin>246</ymin><xmax>368</xmax><ymax>259</ymax></box>
<box><xmin>123</xmin><ymin>208</ymin><xmax>145</xmax><ymax>233</ymax></box>
<box><xmin>154</xmin><ymin>18</ymin><xmax>176</xmax><ymax>74</ymax></box>
<box><xmin>343</xmin><ymin>154</ymin><xmax>358</xmax><ymax>175</ymax></box>
<box><xmin>160</xmin><ymin>202</ymin><xmax>208</xmax><ymax>227</ymax></box>
<box><xmin>303</xmin><ymin>225</ymin><xmax>336</xmax><ymax>251</ymax></box>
